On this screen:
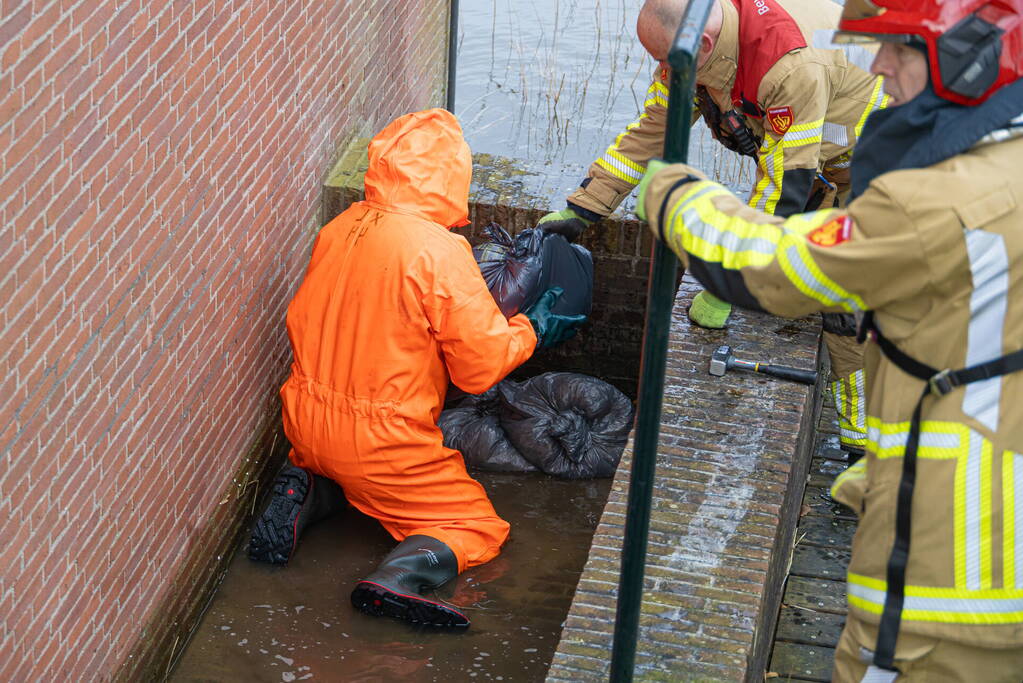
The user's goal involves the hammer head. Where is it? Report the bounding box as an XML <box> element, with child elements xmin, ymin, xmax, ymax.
<box><xmin>709</xmin><ymin>345</ymin><xmax>732</xmax><ymax>377</ymax></box>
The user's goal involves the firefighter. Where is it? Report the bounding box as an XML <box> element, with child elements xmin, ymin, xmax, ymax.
<box><xmin>540</xmin><ymin>0</ymin><xmax>884</xmax><ymax>457</ymax></box>
<box><xmin>636</xmin><ymin>0</ymin><xmax>1023</xmax><ymax>678</ymax></box>
<box><xmin>248</xmin><ymin>109</ymin><xmax>585</xmax><ymax>629</ymax></box>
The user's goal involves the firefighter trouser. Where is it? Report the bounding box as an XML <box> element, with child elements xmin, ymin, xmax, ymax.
<box><xmin>824</xmin><ymin>331</ymin><xmax>867</xmax><ymax>451</ymax></box>
<box><xmin>833</xmin><ymin>615</ymin><xmax>1023</xmax><ymax>682</ymax></box>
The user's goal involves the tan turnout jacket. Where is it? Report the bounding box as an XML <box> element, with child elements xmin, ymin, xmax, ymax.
<box><xmin>570</xmin><ymin>0</ymin><xmax>885</xmax><ymax>220</ymax></box>
<box><xmin>643</xmin><ymin>120</ymin><xmax>1023</xmax><ymax>647</ymax></box>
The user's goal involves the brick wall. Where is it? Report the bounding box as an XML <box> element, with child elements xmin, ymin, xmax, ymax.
<box><xmin>0</xmin><ymin>1</ymin><xmax>449</xmax><ymax>679</ymax></box>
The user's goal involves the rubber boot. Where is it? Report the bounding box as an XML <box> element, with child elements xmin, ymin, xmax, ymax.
<box><xmin>687</xmin><ymin>290</ymin><xmax>732</xmax><ymax>329</ymax></box>
<box><xmin>248</xmin><ymin>463</ymin><xmax>345</xmax><ymax>565</ymax></box>
<box><xmin>351</xmin><ymin>535</ymin><xmax>469</xmax><ymax>628</ymax></box>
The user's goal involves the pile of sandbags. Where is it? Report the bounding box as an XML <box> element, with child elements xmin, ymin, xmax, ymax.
<box><xmin>440</xmin><ymin>372</ymin><xmax>633</xmax><ymax>479</ymax></box>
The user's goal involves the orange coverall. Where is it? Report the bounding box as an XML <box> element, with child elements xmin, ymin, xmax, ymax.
<box><xmin>280</xmin><ymin>109</ymin><xmax>537</xmax><ymax>572</ymax></box>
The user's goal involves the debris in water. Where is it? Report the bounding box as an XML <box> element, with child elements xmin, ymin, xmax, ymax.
<box><xmin>275</xmin><ymin>655</ymin><xmax>294</xmax><ymax>666</ymax></box>
<box><xmin>282</xmin><ymin>673</ymin><xmax>295</xmax><ymax>682</ymax></box>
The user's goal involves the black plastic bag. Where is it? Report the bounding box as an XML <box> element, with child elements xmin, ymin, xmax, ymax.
<box><xmin>472</xmin><ymin>223</ymin><xmax>593</xmax><ymax>319</ymax></box>
<box><xmin>498</xmin><ymin>373</ymin><xmax>633</xmax><ymax>479</ymax></box>
<box><xmin>438</xmin><ymin>373</ymin><xmax>633</xmax><ymax>479</ymax></box>
<box><xmin>438</xmin><ymin>389</ymin><xmax>538</xmax><ymax>473</ymax></box>
<box><xmin>535</xmin><ymin>232</ymin><xmax>594</xmax><ymax>317</ymax></box>
<box><xmin>472</xmin><ymin>223</ymin><xmax>543</xmax><ymax>317</ymax></box>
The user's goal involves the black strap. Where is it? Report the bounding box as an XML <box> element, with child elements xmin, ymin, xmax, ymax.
<box><xmin>863</xmin><ymin>314</ymin><xmax>1023</xmax><ymax>671</ymax></box>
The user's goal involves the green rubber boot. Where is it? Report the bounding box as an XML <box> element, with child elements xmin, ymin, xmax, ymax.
<box><xmin>687</xmin><ymin>290</ymin><xmax>732</xmax><ymax>329</ymax></box>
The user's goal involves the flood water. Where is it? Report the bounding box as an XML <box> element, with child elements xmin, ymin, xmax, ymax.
<box><xmin>456</xmin><ymin>0</ymin><xmax>753</xmax><ymax>192</ymax></box>
<box><xmin>171</xmin><ymin>2</ymin><xmax>750</xmax><ymax>680</ymax></box>
<box><xmin>171</xmin><ymin>473</ymin><xmax>611</xmax><ymax>682</ymax></box>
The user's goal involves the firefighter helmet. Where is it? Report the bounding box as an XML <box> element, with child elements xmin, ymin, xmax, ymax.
<box><xmin>836</xmin><ymin>0</ymin><xmax>1023</xmax><ymax>105</ymax></box>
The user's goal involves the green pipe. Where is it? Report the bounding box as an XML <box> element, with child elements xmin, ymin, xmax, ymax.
<box><xmin>608</xmin><ymin>1</ymin><xmax>712</xmax><ymax>681</ymax></box>
<box><xmin>447</xmin><ymin>0</ymin><xmax>459</xmax><ymax>113</ymax></box>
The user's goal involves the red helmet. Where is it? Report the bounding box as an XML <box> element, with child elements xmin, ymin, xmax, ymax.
<box><xmin>836</xmin><ymin>0</ymin><xmax>1023</xmax><ymax>105</ymax></box>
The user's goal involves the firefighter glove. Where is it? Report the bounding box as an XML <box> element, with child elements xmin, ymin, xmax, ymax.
<box><xmin>524</xmin><ymin>287</ymin><xmax>587</xmax><ymax>349</ymax></box>
<box><xmin>537</xmin><ymin>208</ymin><xmax>592</xmax><ymax>243</ymax></box>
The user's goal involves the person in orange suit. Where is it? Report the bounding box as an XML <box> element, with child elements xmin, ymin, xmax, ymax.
<box><xmin>248</xmin><ymin>108</ymin><xmax>586</xmax><ymax>628</ymax></box>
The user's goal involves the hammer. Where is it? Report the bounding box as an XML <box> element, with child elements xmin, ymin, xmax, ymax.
<box><xmin>709</xmin><ymin>345</ymin><xmax>818</xmax><ymax>385</ymax></box>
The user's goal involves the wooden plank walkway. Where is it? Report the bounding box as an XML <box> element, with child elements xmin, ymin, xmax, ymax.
<box><xmin>767</xmin><ymin>397</ymin><xmax>857</xmax><ymax>682</ymax></box>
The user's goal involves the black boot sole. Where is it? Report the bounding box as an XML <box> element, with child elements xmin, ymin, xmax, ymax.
<box><xmin>351</xmin><ymin>581</ymin><xmax>470</xmax><ymax>628</ymax></box>
<box><xmin>248</xmin><ymin>466</ymin><xmax>310</xmax><ymax>565</ymax></box>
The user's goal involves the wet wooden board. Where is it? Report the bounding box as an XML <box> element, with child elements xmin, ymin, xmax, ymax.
<box><xmin>789</xmin><ymin>533</ymin><xmax>852</xmax><ymax>580</ymax></box>
<box><xmin>794</xmin><ymin>513</ymin><xmax>856</xmax><ymax>548</ymax></box>
<box><xmin>768</xmin><ymin>641</ymin><xmax>835</xmax><ymax>682</ymax></box>
<box><xmin>783</xmin><ymin>575</ymin><xmax>847</xmax><ymax>614</ymax></box>
<box><xmin>801</xmin><ymin>485</ymin><xmax>858</xmax><ymax>520</ymax></box>
<box><xmin>774</xmin><ymin>606</ymin><xmax>846</xmax><ymax>647</ymax></box>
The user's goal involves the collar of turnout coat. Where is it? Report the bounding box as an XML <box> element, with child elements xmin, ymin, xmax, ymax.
<box><xmin>851</xmin><ymin>78</ymin><xmax>1023</xmax><ymax>199</ymax></box>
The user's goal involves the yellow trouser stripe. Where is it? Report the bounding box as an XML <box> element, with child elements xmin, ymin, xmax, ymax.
<box><xmin>832</xmin><ymin>370</ymin><xmax>867</xmax><ymax>447</ymax></box>
<box><xmin>848</xmin><ymin>572</ymin><xmax>1023</xmax><ymax>625</ymax></box>
<box><xmin>750</xmin><ymin>136</ymin><xmax>784</xmax><ymax>213</ymax></box>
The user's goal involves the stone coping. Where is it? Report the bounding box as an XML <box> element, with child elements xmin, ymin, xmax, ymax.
<box><xmin>546</xmin><ymin>275</ymin><xmax>823</xmax><ymax>682</ymax></box>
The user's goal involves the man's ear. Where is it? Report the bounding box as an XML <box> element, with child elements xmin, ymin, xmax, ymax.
<box><xmin>699</xmin><ymin>32</ymin><xmax>715</xmax><ymax>63</ymax></box>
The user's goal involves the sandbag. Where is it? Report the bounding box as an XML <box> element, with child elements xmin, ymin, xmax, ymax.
<box><xmin>472</xmin><ymin>223</ymin><xmax>543</xmax><ymax>317</ymax></box>
<box><xmin>498</xmin><ymin>373</ymin><xmax>632</xmax><ymax>479</ymax></box>
<box><xmin>438</xmin><ymin>389</ymin><xmax>538</xmax><ymax>473</ymax></box>
<box><xmin>535</xmin><ymin>232</ymin><xmax>594</xmax><ymax>317</ymax></box>
<box><xmin>472</xmin><ymin>223</ymin><xmax>593</xmax><ymax>318</ymax></box>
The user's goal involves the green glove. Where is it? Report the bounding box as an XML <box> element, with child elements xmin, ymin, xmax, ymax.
<box><xmin>524</xmin><ymin>287</ymin><xmax>588</xmax><ymax>349</ymax></box>
<box><xmin>537</xmin><ymin>208</ymin><xmax>593</xmax><ymax>243</ymax></box>
<box><xmin>688</xmin><ymin>290</ymin><xmax>732</xmax><ymax>329</ymax></box>
<box><xmin>634</xmin><ymin>159</ymin><xmax>670</xmax><ymax>222</ymax></box>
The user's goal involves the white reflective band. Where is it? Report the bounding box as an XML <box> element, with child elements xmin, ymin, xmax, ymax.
<box><xmin>782</xmin><ymin>124</ymin><xmax>823</xmax><ymax>144</ymax></box>
<box><xmin>783</xmin><ymin>244</ymin><xmax>865</xmax><ymax>312</ymax></box>
<box><xmin>861</xmin><ymin>666</ymin><xmax>898</xmax><ymax>683</ymax></box>
<box><xmin>849</xmin><ymin>581</ymin><xmax>1023</xmax><ymax>615</ymax></box>
<box><xmin>962</xmin><ymin>229</ymin><xmax>1008</xmax><ymax>432</ymax></box>
<box><xmin>813</xmin><ymin>29</ymin><xmax>876</xmax><ymax>73</ymax></box>
<box><xmin>677</xmin><ymin>206</ymin><xmax>778</xmax><ymax>259</ymax></box>
<box><xmin>966</xmin><ymin>430</ymin><xmax>983</xmax><ymax>590</ymax></box>
<box><xmin>596</xmin><ymin>154</ymin><xmax>644</xmax><ymax>183</ymax></box>
<box><xmin>823</xmin><ymin>121</ymin><xmax>849</xmax><ymax>147</ymax></box>
<box><xmin>866</xmin><ymin>425</ymin><xmax>961</xmax><ymax>453</ymax></box>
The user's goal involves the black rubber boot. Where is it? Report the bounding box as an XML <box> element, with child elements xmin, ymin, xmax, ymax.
<box><xmin>350</xmin><ymin>535</ymin><xmax>469</xmax><ymax>628</ymax></box>
<box><xmin>248</xmin><ymin>464</ymin><xmax>345</xmax><ymax>565</ymax></box>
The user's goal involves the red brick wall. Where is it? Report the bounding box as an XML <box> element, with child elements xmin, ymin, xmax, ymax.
<box><xmin>0</xmin><ymin>1</ymin><xmax>449</xmax><ymax>679</ymax></box>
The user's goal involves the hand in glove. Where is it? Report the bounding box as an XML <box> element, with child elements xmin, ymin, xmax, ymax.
<box><xmin>537</xmin><ymin>208</ymin><xmax>593</xmax><ymax>243</ymax></box>
<box><xmin>524</xmin><ymin>287</ymin><xmax>587</xmax><ymax>349</ymax></box>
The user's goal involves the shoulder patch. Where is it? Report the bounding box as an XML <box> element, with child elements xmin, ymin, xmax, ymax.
<box><xmin>660</xmin><ymin>67</ymin><xmax>668</xmax><ymax>82</ymax></box>
<box><xmin>808</xmin><ymin>215</ymin><xmax>852</xmax><ymax>248</ymax></box>
<box><xmin>766</xmin><ymin>106</ymin><xmax>794</xmax><ymax>135</ymax></box>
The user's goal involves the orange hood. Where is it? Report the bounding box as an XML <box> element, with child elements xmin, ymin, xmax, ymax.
<box><xmin>363</xmin><ymin>108</ymin><xmax>472</xmax><ymax>229</ymax></box>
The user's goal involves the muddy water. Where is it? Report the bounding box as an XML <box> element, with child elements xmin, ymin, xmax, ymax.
<box><xmin>170</xmin><ymin>473</ymin><xmax>611</xmax><ymax>682</ymax></box>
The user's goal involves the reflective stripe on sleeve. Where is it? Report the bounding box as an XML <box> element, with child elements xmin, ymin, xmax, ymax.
<box><xmin>1005</xmin><ymin>451</ymin><xmax>1023</xmax><ymax>589</ymax></box>
<box><xmin>661</xmin><ymin>180</ymin><xmax>865</xmax><ymax>312</ymax></box>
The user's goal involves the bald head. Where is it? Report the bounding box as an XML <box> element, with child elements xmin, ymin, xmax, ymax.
<box><xmin>637</xmin><ymin>0</ymin><xmax>722</xmax><ymax>67</ymax></box>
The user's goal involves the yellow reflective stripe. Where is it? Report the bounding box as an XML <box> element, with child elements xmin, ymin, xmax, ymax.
<box><xmin>981</xmin><ymin>438</ymin><xmax>994</xmax><ymax>590</ymax></box>
<box><xmin>855</xmin><ymin>76</ymin><xmax>888</xmax><ymax>139</ymax></box>
<box><xmin>777</xmin><ymin>232</ymin><xmax>867</xmax><ymax>312</ymax></box>
<box><xmin>848</xmin><ymin>572</ymin><xmax>1023</xmax><ymax>625</ymax></box>
<box><xmin>831</xmin><ymin>457</ymin><xmax>866</xmax><ymax>499</ymax></box>
<box><xmin>749</xmin><ymin>136</ymin><xmax>784</xmax><ymax>213</ymax></box>
<box><xmin>1006</xmin><ymin>451</ymin><xmax>1023</xmax><ymax>589</ymax></box>
<box><xmin>595</xmin><ymin>157</ymin><xmax>642</xmax><ymax>184</ymax></box>
<box><xmin>956</xmin><ymin>432</ymin><xmax>969</xmax><ymax>587</ymax></box>
<box><xmin>662</xmin><ymin>182</ymin><xmax>782</xmax><ymax>269</ymax></box>
<box><xmin>864</xmin><ymin>417</ymin><xmax>965</xmax><ymax>460</ymax></box>
<box><xmin>645</xmin><ymin>81</ymin><xmax>669</xmax><ymax>109</ymax></box>
<box><xmin>780</xmin><ymin>118</ymin><xmax>825</xmax><ymax>148</ymax></box>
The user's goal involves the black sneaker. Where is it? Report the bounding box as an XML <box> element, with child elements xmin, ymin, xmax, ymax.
<box><xmin>248</xmin><ymin>464</ymin><xmax>343</xmax><ymax>565</ymax></box>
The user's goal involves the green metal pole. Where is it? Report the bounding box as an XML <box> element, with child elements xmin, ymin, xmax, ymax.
<box><xmin>608</xmin><ymin>1</ymin><xmax>712</xmax><ymax>681</ymax></box>
<box><xmin>447</xmin><ymin>0</ymin><xmax>459</xmax><ymax>113</ymax></box>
